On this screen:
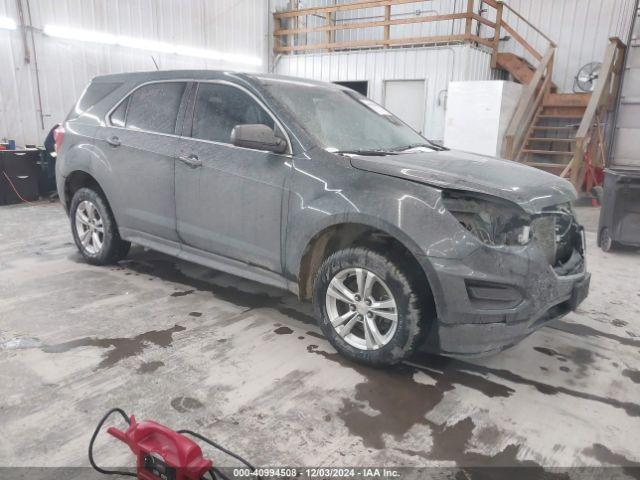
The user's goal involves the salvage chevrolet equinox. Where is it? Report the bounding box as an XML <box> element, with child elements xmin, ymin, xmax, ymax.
<box><xmin>56</xmin><ymin>71</ymin><xmax>590</xmax><ymax>366</ymax></box>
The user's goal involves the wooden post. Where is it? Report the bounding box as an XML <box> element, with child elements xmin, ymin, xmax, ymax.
<box><xmin>491</xmin><ymin>1</ymin><xmax>503</xmax><ymax>68</ymax></box>
<box><xmin>292</xmin><ymin>0</ymin><xmax>299</xmax><ymax>51</ymax></box>
<box><xmin>383</xmin><ymin>4</ymin><xmax>391</xmax><ymax>48</ymax></box>
<box><xmin>505</xmin><ymin>135</ymin><xmax>514</xmax><ymax>159</ymax></box>
<box><xmin>465</xmin><ymin>0</ymin><xmax>475</xmax><ymax>42</ymax></box>
<box><xmin>325</xmin><ymin>12</ymin><xmax>334</xmax><ymax>51</ymax></box>
<box><xmin>571</xmin><ymin>139</ymin><xmax>584</xmax><ymax>188</ymax></box>
<box><xmin>608</xmin><ymin>42</ymin><xmax>625</xmax><ymax>110</ymax></box>
<box><xmin>547</xmin><ymin>49</ymin><xmax>554</xmax><ymax>88</ymax></box>
<box><xmin>274</xmin><ymin>14</ymin><xmax>282</xmax><ymax>52</ymax></box>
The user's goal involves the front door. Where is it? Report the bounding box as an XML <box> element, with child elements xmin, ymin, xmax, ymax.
<box><xmin>174</xmin><ymin>81</ymin><xmax>292</xmax><ymax>273</ymax></box>
<box><xmin>96</xmin><ymin>81</ymin><xmax>190</xmax><ymax>242</ymax></box>
<box><xmin>384</xmin><ymin>80</ymin><xmax>426</xmax><ymax>134</ymax></box>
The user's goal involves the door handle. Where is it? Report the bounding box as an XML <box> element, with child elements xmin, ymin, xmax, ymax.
<box><xmin>178</xmin><ymin>154</ymin><xmax>202</xmax><ymax>168</ymax></box>
<box><xmin>106</xmin><ymin>136</ymin><xmax>121</xmax><ymax>147</ymax></box>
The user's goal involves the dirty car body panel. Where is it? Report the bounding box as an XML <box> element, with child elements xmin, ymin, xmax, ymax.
<box><xmin>56</xmin><ymin>70</ymin><xmax>590</xmax><ymax>357</ymax></box>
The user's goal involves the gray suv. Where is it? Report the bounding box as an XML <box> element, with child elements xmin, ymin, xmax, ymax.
<box><xmin>56</xmin><ymin>71</ymin><xmax>590</xmax><ymax>366</ymax></box>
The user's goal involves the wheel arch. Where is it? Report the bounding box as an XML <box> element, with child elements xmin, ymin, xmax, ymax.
<box><xmin>64</xmin><ymin>170</ymin><xmax>107</xmax><ymax>213</ymax></box>
<box><xmin>294</xmin><ymin>218</ymin><xmax>440</xmax><ymax>318</ymax></box>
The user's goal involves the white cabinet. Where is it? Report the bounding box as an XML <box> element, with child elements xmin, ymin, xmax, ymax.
<box><xmin>444</xmin><ymin>81</ymin><xmax>522</xmax><ymax>157</ymax></box>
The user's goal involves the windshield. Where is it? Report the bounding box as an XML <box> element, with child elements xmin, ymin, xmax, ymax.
<box><xmin>262</xmin><ymin>79</ymin><xmax>434</xmax><ymax>154</ymax></box>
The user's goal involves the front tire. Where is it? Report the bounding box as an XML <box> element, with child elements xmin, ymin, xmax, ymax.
<box><xmin>313</xmin><ymin>247</ymin><xmax>427</xmax><ymax>366</ymax></box>
<box><xmin>69</xmin><ymin>187</ymin><xmax>130</xmax><ymax>265</ymax></box>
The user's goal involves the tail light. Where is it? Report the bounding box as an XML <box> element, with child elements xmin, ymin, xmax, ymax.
<box><xmin>53</xmin><ymin>125</ymin><xmax>65</xmax><ymax>153</ymax></box>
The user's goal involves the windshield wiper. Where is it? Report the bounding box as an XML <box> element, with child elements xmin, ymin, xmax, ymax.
<box><xmin>390</xmin><ymin>141</ymin><xmax>449</xmax><ymax>152</ymax></box>
<box><xmin>332</xmin><ymin>149</ymin><xmax>398</xmax><ymax>156</ymax></box>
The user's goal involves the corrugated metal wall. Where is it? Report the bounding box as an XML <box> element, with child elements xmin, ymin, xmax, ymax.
<box><xmin>0</xmin><ymin>0</ymin><xmax>269</xmax><ymax>146</ymax></box>
<box><xmin>275</xmin><ymin>44</ymin><xmax>496</xmax><ymax>140</ymax></box>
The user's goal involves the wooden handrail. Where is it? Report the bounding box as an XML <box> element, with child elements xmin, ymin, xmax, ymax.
<box><xmin>502</xmin><ymin>2</ymin><xmax>556</xmax><ymax>48</ymax></box>
<box><xmin>503</xmin><ymin>46</ymin><xmax>555</xmax><ymax>159</ymax></box>
<box><xmin>274</xmin><ymin>11</ymin><xmax>499</xmax><ymax>36</ymax></box>
<box><xmin>575</xmin><ymin>39</ymin><xmax>624</xmax><ymax>140</ymax></box>
<box><xmin>567</xmin><ymin>37</ymin><xmax>626</xmax><ymax>185</ymax></box>
<box><xmin>501</xmin><ymin>20</ymin><xmax>542</xmax><ymax>61</ymax></box>
<box><xmin>274</xmin><ymin>0</ymin><xmax>423</xmax><ymax>19</ymax></box>
<box><xmin>274</xmin><ymin>12</ymin><xmax>470</xmax><ymax>36</ymax></box>
<box><xmin>275</xmin><ymin>34</ymin><xmax>472</xmax><ymax>54</ymax></box>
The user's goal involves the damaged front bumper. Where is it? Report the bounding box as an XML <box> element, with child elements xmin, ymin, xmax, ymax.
<box><xmin>423</xmin><ymin>227</ymin><xmax>590</xmax><ymax>356</ymax></box>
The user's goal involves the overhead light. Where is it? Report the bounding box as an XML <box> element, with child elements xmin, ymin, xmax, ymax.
<box><xmin>43</xmin><ymin>25</ymin><xmax>116</xmax><ymax>45</ymax></box>
<box><xmin>0</xmin><ymin>16</ymin><xmax>17</xmax><ymax>30</ymax></box>
<box><xmin>42</xmin><ymin>24</ymin><xmax>262</xmax><ymax>67</ymax></box>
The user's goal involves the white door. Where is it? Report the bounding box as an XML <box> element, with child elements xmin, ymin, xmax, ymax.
<box><xmin>384</xmin><ymin>80</ymin><xmax>426</xmax><ymax>133</ymax></box>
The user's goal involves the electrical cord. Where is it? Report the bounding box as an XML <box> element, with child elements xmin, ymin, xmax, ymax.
<box><xmin>88</xmin><ymin>407</ymin><xmax>137</xmax><ymax>477</ymax></box>
<box><xmin>2</xmin><ymin>171</ymin><xmax>33</xmax><ymax>204</ymax></box>
<box><xmin>177</xmin><ymin>429</ymin><xmax>258</xmax><ymax>472</ymax></box>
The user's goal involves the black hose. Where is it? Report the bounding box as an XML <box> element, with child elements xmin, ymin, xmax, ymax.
<box><xmin>88</xmin><ymin>408</ymin><xmax>136</xmax><ymax>477</ymax></box>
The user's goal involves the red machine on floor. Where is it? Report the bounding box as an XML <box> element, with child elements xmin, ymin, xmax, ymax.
<box><xmin>90</xmin><ymin>408</ymin><xmax>257</xmax><ymax>480</ymax></box>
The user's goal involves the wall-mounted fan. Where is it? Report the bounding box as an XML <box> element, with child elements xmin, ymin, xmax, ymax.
<box><xmin>574</xmin><ymin>62</ymin><xmax>602</xmax><ymax>92</ymax></box>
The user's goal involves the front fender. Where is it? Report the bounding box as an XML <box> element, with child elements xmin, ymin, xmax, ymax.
<box><xmin>284</xmin><ymin>154</ymin><xmax>482</xmax><ymax>310</ymax></box>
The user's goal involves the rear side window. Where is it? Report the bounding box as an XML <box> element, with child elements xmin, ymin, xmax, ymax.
<box><xmin>68</xmin><ymin>81</ymin><xmax>121</xmax><ymax>120</ymax></box>
<box><xmin>125</xmin><ymin>82</ymin><xmax>186</xmax><ymax>135</ymax></box>
<box><xmin>191</xmin><ymin>83</ymin><xmax>274</xmax><ymax>143</ymax></box>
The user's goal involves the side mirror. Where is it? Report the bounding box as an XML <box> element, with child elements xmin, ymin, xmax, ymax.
<box><xmin>230</xmin><ymin>124</ymin><xmax>288</xmax><ymax>154</ymax></box>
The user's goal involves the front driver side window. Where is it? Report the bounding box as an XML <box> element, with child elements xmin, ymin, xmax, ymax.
<box><xmin>191</xmin><ymin>83</ymin><xmax>275</xmax><ymax>144</ymax></box>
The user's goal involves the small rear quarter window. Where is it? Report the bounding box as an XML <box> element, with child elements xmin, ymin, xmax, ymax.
<box><xmin>68</xmin><ymin>81</ymin><xmax>122</xmax><ymax>120</ymax></box>
<box><xmin>110</xmin><ymin>97</ymin><xmax>129</xmax><ymax>127</ymax></box>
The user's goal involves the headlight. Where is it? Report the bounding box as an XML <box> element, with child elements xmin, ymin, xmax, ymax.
<box><xmin>442</xmin><ymin>190</ymin><xmax>532</xmax><ymax>246</ymax></box>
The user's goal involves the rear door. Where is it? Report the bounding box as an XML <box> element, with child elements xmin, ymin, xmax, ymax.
<box><xmin>174</xmin><ymin>81</ymin><xmax>292</xmax><ymax>272</ymax></box>
<box><xmin>95</xmin><ymin>81</ymin><xmax>191</xmax><ymax>242</ymax></box>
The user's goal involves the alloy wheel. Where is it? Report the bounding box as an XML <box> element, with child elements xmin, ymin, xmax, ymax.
<box><xmin>325</xmin><ymin>267</ymin><xmax>398</xmax><ymax>350</ymax></box>
<box><xmin>75</xmin><ymin>200</ymin><xmax>105</xmax><ymax>255</ymax></box>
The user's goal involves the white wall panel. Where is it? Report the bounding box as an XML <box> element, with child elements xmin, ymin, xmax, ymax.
<box><xmin>0</xmin><ymin>0</ymin><xmax>269</xmax><ymax>146</ymax></box>
<box><xmin>275</xmin><ymin>44</ymin><xmax>496</xmax><ymax>141</ymax></box>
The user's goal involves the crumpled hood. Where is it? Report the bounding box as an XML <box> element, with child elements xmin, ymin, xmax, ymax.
<box><xmin>350</xmin><ymin>149</ymin><xmax>578</xmax><ymax>213</ymax></box>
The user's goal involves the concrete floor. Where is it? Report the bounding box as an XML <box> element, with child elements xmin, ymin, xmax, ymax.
<box><xmin>1</xmin><ymin>201</ymin><xmax>639</xmax><ymax>477</ymax></box>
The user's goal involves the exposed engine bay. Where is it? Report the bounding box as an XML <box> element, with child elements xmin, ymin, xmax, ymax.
<box><xmin>442</xmin><ymin>191</ymin><xmax>584</xmax><ymax>276</ymax></box>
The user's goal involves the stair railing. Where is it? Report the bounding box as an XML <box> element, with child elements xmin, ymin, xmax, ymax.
<box><xmin>491</xmin><ymin>1</ymin><xmax>555</xmax><ymax>66</ymax></box>
<box><xmin>563</xmin><ymin>37</ymin><xmax>626</xmax><ymax>187</ymax></box>
<box><xmin>503</xmin><ymin>46</ymin><xmax>556</xmax><ymax>160</ymax></box>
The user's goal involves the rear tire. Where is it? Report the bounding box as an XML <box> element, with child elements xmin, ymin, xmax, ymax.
<box><xmin>69</xmin><ymin>187</ymin><xmax>130</xmax><ymax>265</ymax></box>
<box><xmin>313</xmin><ymin>247</ymin><xmax>427</xmax><ymax>366</ymax></box>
